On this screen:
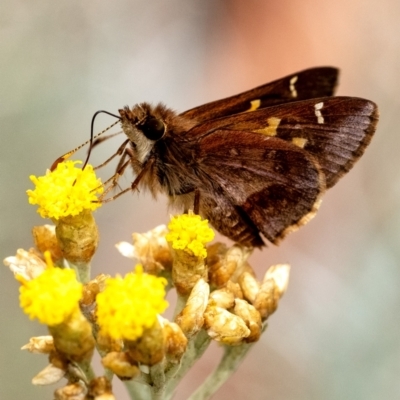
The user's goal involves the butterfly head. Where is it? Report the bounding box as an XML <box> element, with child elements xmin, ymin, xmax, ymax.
<box><xmin>119</xmin><ymin>103</ymin><xmax>166</xmax><ymax>162</ymax></box>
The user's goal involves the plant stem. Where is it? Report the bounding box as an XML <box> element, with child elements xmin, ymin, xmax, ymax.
<box><xmin>124</xmin><ymin>379</ymin><xmax>152</xmax><ymax>400</ymax></box>
<box><xmin>165</xmin><ymin>330</ymin><xmax>211</xmax><ymax>399</ymax></box>
<box><xmin>188</xmin><ymin>343</ymin><xmax>253</xmax><ymax>400</ymax></box>
<box><xmin>188</xmin><ymin>324</ymin><xmax>268</xmax><ymax>399</ymax></box>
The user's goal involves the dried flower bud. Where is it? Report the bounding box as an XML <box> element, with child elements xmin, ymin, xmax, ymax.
<box><xmin>55</xmin><ymin>210</ymin><xmax>99</xmax><ymax>266</ymax></box>
<box><xmin>4</xmin><ymin>248</ymin><xmax>46</xmax><ymax>281</ymax></box>
<box><xmin>206</xmin><ymin>242</ymin><xmax>228</xmax><ymax>269</ymax></box>
<box><xmin>161</xmin><ymin>318</ymin><xmax>188</xmax><ymax>362</ymax></box>
<box><xmin>32</xmin><ymin>224</ymin><xmax>63</xmax><ymax>263</ymax></box>
<box><xmin>21</xmin><ymin>335</ymin><xmax>54</xmax><ymax>354</ymax></box>
<box><xmin>96</xmin><ymin>332</ymin><xmax>124</xmax><ymax>355</ymax></box>
<box><xmin>263</xmin><ymin>264</ymin><xmax>290</xmax><ymax>297</ymax></box>
<box><xmin>238</xmin><ymin>271</ymin><xmax>260</xmax><ymax>304</ymax></box>
<box><xmin>253</xmin><ymin>279</ymin><xmax>278</xmax><ymax>319</ymax></box>
<box><xmin>204</xmin><ymin>305</ymin><xmax>250</xmax><ymax>345</ymax></box>
<box><xmin>81</xmin><ymin>274</ymin><xmax>109</xmax><ymax>306</ymax></box>
<box><xmin>131</xmin><ymin>225</ymin><xmax>173</xmax><ymax>274</ymax></box>
<box><xmin>209</xmin><ymin>288</ymin><xmax>235</xmax><ymax>309</ymax></box>
<box><xmin>126</xmin><ymin>319</ymin><xmax>165</xmax><ymax>365</ymax></box>
<box><xmin>231</xmin><ymin>260</ymin><xmax>256</xmax><ymax>283</ymax></box>
<box><xmin>102</xmin><ymin>352</ymin><xmax>140</xmax><ymax>379</ymax></box>
<box><xmin>233</xmin><ymin>299</ymin><xmax>262</xmax><ymax>343</ymax></box>
<box><xmin>89</xmin><ymin>376</ymin><xmax>115</xmax><ymax>400</ymax></box>
<box><xmin>32</xmin><ymin>362</ymin><xmax>67</xmax><ymax>386</ymax></box>
<box><xmin>208</xmin><ymin>244</ymin><xmax>252</xmax><ymax>288</ymax></box>
<box><xmin>54</xmin><ymin>382</ymin><xmax>86</xmax><ymax>400</ymax></box>
<box><xmin>225</xmin><ymin>280</ymin><xmax>243</xmax><ymax>300</ymax></box>
<box><xmin>254</xmin><ymin>264</ymin><xmax>290</xmax><ymax>319</ymax></box>
<box><xmin>81</xmin><ymin>274</ymin><xmax>110</xmax><ymax>324</ymax></box>
<box><xmin>175</xmin><ymin>278</ymin><xmax>210</xmax><ymax>337</ymax></box>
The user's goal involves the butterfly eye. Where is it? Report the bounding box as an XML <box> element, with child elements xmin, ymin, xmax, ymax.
<box><xmin>138</xmin><ymin>116</ymin><xmax>165</xmax><ymax>141</ymax></box>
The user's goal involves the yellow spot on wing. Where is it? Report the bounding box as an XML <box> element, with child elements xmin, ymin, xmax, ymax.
<box><xmin>292</xmin><ymin>137</ymin><xmax>307</xmax><ymax>148</ymax></box>
<box><xmin>289</xmin><ymin>76</ymin><xmax>298</xmax><ymax>98</ymax></box>
<box><xmin>253</xmin><ymin>117</ymin><xmax>281</xmax><ymax>136</ymax></box>
<box><xmin>246</xmin><ymin>99</ymin><xmax>261</xmax><ymax>112</ymax></box>
<box><xmin>314</xmin><ymin>102</ymin><xmax>324</xmax><ymax>124</ymax></box>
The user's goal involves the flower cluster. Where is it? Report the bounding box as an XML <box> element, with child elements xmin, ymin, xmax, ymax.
<box><xmin>96</xmin><ymin>265</ymin><xmax>168</xmax><ymax>341</ymax></box>
<box><xmin>19</xmin><ymin>252</ymin><xmax>82</xmax><ymax>326</ymax></box>
<box><xmin>27</xmin><ymin>160</ymin><xmax>103</xmax><ymax>219</ymax></box>
<box><xmin>3</xmin><ymin>161</ymin><xmax>290</xmax><ymax>400</ymax></box>
<box><xmin>166</xmin><ymin>213</ymin><xmax>214</xmax><ymax>258</ymax></box>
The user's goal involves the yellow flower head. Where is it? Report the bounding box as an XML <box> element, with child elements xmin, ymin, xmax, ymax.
<box><xmin>19</xmin><ymin>252</ymin><xmax>83</xmax><ymax>326</ymax></box>
<box><xmin>166</xmin><ymin>213</ymin><xmax>215</xmax><ymax>259</ymax></box>
<box><xmin>96</xmin><ymin>265</ymin><xmax>168</xmax><ymax>341</ymax></box>
<box><xmin>27</xmin><ymin>160</ymin><xmax>103</xmax><ymax>219</ymax></box>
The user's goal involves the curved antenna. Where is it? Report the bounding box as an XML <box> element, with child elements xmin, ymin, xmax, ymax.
<box><xmin>50</xmin><ymin>115</ymin><xmax>121</xmax><ymax>171</ymax></box>
<box><xmin>82</xmin><ymin>110</ymin><xmax>121</xmax><ymax>170</ymax></box>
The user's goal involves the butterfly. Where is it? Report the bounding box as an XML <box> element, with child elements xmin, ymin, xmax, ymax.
<box><xmin>57</xmin><ymin>67</ymin><xmax>379</xmax><ymax>247</ymax></box>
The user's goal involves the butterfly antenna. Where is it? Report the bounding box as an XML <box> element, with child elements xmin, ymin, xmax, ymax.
<box><xmin>50</xmin><ymin>110</ymin><xmax>121</xmax><ymax>171</ymax></box>
<box><xmin>82</xmin><ymin>110</ymin><xmax>121</xmax><ymax>170</ymax></box>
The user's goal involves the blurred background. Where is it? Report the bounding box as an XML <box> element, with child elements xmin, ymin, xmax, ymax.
<box><xmin>1</xmin><ymin>0</ymin><xmax>399</xmax><ymax>399</ymax></box>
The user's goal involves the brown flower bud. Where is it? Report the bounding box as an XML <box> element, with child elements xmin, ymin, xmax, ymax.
<box><xmin>208</xmin><ymin>244</ymin><xmax>251</xmax><ymax>288</ymax></box>
<box><xmin>233</xmin><ymin>299</ymin><xmax>262</xmax><ymax>343</ymax></box>
<box><xmin>253</xmin><ymin>279</ymin><xmax>279</xmax><ymax>319</ymax></box>
<box><xmin>231</xmin><ymin>262</ymin><xmax>256</xmax><ymax>284</ymax></box>
<box><xmin>32</xmin><ymin>224</ymin><xmax>63</xmax><ymax>263</ymax></box>
<box><xmin>81</xmin><ymin>274</ymin><xmax>109</xmax><ymax>306</ymax></box>
<box><xmin>209</xmin><ymin>288</ymin><xmax>235</xmax><ymax>309</ymax></box>
<box><xmin>130</xmin><ymin>225</ymin><xmax>173</xmax><ymax>274</ymax></box>
<box><xmin>204</xmin><ymin>305</ymin><xmax>250</xmax><ymax>345</ymax></box>
<box><xmin>225</xmin><ymin>280</ymin><xmax>243</xmax><ymax>300</ymax></box>
<box><xmin>101</xmin><ymin>352</ymin><xmax>140</xmax><ymax>379</ymax></box>
<box><xmin>89</xmin><ymin>376</ymin><xmax>115</xmax><ymax>400</ymax></box>
<box><xmin>238</xmin><ymin>271</ymin><xmax>260</xmax><ymax>304</ymax></box>
<box><xmin>162</xmin><ymin>319</ymin><xmax>188</xmax><ymax>362</ymax></box>
<box><xmin>175</xmin><ymin>278</ymin><xmax>209</xmax><ymax>337</ymax></box>
<box><xmin>96</xmin><ymin>332</ymin><xmax>124</xmax><ymax>355</ymax></box>
<box><xmin>54</xmin><ymin>382</ymin><xmax>86</xmax><ymax>400</ymax></box>
<box><xmin>21</xmin><ymin>335</ymin><xmax>54</xmax><ymax>354</ymax></box>
<box><xmin>254</xmin><ymin>264</ymin><xmax>290</xmax><ymax>319</ymax></box>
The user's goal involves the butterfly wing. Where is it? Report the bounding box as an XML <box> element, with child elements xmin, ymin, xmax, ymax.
<box><xmin>194</xmin><ymin>130</ymin><xmax>324</xmax><ymax>246</ymax></box>
<box><xmin>184</xmin><ymin>96</ymin><xmax>377</xmax><ymax>246</ymax></box>
<box><xmin>187</xmin><ymin>96</ymin><xmax>378</xmax><ymax>189</ymax></box>
<box><xmin>180</xmin><ymin>67</ymin><xmax>338</xmax><ymax>122</ymax></box>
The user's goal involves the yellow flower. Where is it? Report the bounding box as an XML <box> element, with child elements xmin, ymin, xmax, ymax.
<box><xmin>166</xmin><ymin>213</ymin><xmax>215</xmax><ymax>259</ymax></box>
<box><xmin>27</xmin><ymin>160</ymin><xmax>103</xmax><ymax>220</ymax></box>
<box><xmin>96</xmin><ymin>265</ymin><xmax>168</xmax><ymax>341</ymax></box>
<box><xmin>19</xmin><ymin>252</ymin><xmax>83</xmax><ymax>326</ymax></box>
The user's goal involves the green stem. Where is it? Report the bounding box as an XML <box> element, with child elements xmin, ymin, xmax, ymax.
<box><xmin>150</xmin><ymin>361</ymin><xmax>166</xmax><ymax>399</ymax></box>
<box><xmin>124</xmin><ymin>379</ymin><xmax>152</xmax><ymax>400</ymax></box>
<box><xmin>69</xmin><ymin>261</ymin><xmax>91</xmax><ymax>283</ymax></box>
<box><xmin>188</xmin><ymin>343</ymin><xmax>253</xmax><ymax>400</ymax></box>
<box><xmin>188</xmin><ymin>323</ymin><xmax>268</xmax><ymax>400</ymax></box>
<box><xmin>74</xmin><ymin>360</ymin><xmax>96</xmax><ymax>383</ymax></box>
<box><xmin>165</xmin><ymin>330</ymin><xmax>211</xmax><ymax>399</ymax></box>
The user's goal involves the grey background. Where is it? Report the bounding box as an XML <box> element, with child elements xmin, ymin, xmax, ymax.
<box><xmin>1</xmin><ymin>1</ymin><xmax>399</xmax><ymax>399</ymax></box>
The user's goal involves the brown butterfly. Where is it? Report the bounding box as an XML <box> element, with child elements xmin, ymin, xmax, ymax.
<box><xmin>57</xmin><ymin>67</ymin><xmax>379</xmax><ymax>247</ymax></box>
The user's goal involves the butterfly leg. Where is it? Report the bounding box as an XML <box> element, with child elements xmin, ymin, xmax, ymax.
<box><xmin>193</xmin><ymin>189</ymin><xmax>200</xmax><ymax>214</ymax></box>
